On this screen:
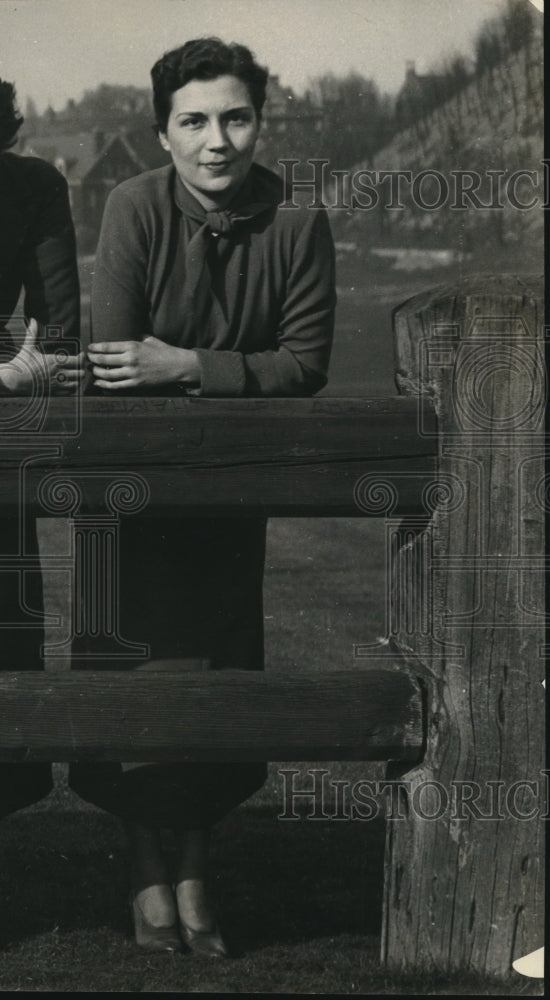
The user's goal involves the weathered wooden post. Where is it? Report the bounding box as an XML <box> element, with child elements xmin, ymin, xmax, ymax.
<box><xmin>383</xmin><ymin>275</ymin><xmax>545</xmax><ymax>978</ymax></box>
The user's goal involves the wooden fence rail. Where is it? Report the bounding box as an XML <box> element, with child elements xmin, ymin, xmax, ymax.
<box><xmin>0</xmin><ymin>396</ymin><xmax>436</xmax><ymax>516</ymax></box>
<box><xmin>0</xmin><ymin>273</ymin><xmax>544</xmax><ymax>982</ymax></box>
<box><xmin>0</xmin><ymin>666</ymin><xmax>423</xmax><ymax>763</ymax></box>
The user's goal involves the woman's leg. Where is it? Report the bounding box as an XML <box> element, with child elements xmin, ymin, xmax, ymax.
<box><xmin>174</xmin><ymin>828</ymin><xmax>215</xmax><ymax>931</ymax></box>
<box><xmin>125</xmin><ymin>820</ymin><xmax>176</xmax><ymax>927</ymax></box>
<box><xmin>174</xmin><ymin>827</ymin><xmax>229</xmax><ymax>956</ymax></box>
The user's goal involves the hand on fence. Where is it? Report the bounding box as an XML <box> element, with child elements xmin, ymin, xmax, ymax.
<box><xmin>0</xmin><ymin>319</ymin><xmax>85</xmax><ymax>395</ymax></box>
<box><xmin>87</xmin><ymin>336</ymin><xmax>201</xmax><ymax>390</ymax></box>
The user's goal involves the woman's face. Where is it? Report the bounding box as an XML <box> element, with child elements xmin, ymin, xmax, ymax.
<box><xmin>159</xmin><ymin>74</ymin><xmax>260</xmax><ymax>209</ymax></box>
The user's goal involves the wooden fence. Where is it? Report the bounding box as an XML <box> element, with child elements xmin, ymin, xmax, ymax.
<box><xmin>0</xmin><ymin>274</ymin><xmax>544</xmax><ymax>979</ymax></box>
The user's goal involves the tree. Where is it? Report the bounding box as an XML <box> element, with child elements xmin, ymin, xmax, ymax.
<box><xmin>22</xmin><ymin>96</ymin><xmax>39</xmax><ymax>138</ymax></box>
<box><xmin>44</xmin><ymin>104</ymin><xmax>57</xmax><ymax>126</ymax></box>
<box><xmin>503</xmin><ymin>0</ymin><xmax>535</xmax><ymax>52</ymax></box>
<box><xmin>24</xmin><ymin>97</ymin><xmax>39</xmax><ymax>121</ymax></box>
<box><xmin>442</xmin><ymin>55</ymin><xmax>471</xmax><ymax>97</ymax></box>
<box><xmin>57</xmin><ymin>84</ymin><xmax>154</xmax><ymax>132</ymax></box>
<box><xmin>307</xmin><ymin>71</ymin><xmax>392</xmax><ymax>170</ymax></box>
<box><xmin>475</xmin><ymin>0</ymin><xmax>536</xmax><ymax>74</ymax></box>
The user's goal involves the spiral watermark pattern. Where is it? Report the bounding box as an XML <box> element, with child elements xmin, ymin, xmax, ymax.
<box><xmin>38</xmin><ymin>474</ymin><xmax>83</xmax><ymax>515</ymax></box>
<box><xmin>453</xmin><ymin>344</ymin><xmax>545</xmax><ymax>431</ymax></box>
<box><xmin>422</xmin><ymin>475</ymin><xmax>466</xmax><ymax>515</ymax></box>
<box><xmin>105</xmin><ymin>475</ymin><xmax>151</xmax><ymax>516</ymax></box>
<box><xmin>353</xmin><ymin>475</ymin><xmax>399</xmax><ymax>516</ymax></box>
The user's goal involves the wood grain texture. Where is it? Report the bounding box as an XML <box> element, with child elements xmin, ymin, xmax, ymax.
<box><xmin>0</xmin><ymin>667</ymin><xmax>423</xmax><ymax>763</ymax></box>
<box><xmin>0</xmin><ymin>397</ymin><xmax>436</xmax><ymax>515</ymax></box>
<box><xmin>383</xmin><ymin>275</ymin><xmax>545</xmax><ymax>978</ymax></box>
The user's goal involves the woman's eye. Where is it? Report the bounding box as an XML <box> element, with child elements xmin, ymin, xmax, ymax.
<box><xmin>228</xmin><ymin>113</ymin><xmax>249</xmax><ymax>125</ymax></box>
<box><xmin>181</xmin><ymin>117</ymin><xmax>203</xmax><ymax>128</ymax></box>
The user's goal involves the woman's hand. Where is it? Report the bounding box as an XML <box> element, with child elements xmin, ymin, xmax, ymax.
<box><xmin>88</xmin><ymin>336</ymin><xmax>201</xmax><ymax>390</ymax></box>
<box><xmin>0</xmin><ymin>319</ymin><xmax>85</xmax><ymax>395</ymax></box>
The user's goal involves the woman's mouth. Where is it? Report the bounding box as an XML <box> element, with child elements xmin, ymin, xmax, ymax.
<box><xmin>202</xmin><ymin>161</ymin><xmax>231</xmax><ymax>172</ymax></box>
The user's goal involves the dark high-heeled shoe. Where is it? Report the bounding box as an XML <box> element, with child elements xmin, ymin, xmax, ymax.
<box><xmin>130</xmin><ymin>889</ymin><xmax>182</xmax><ymax>953</ymax></box>
<box><xmin>179</xmin><ymin>918</ymin><xmax>230</xmax><ymax>958</ymax></box>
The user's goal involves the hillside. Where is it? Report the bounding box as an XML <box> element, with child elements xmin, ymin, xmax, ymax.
<box><xmin>330</xmin><ymin>33</ymin><xmax>543</xmax><ymax>272</ymax></box>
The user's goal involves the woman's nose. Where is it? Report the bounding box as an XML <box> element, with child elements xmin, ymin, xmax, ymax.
<box><xmin>205</xmin><ymin>118</ymin><xmax>228</xmax><ymax>149</ymax></box>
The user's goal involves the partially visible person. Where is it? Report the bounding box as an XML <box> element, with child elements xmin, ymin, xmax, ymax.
<box><xmin>0</xmin><ymin>78</ymin><xmax>84</xmax><ymax>817</ymax></box>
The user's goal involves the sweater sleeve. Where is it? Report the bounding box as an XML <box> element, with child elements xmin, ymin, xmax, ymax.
<box><xmin>91</xmin><ymin>186</ymin><xmax>151</xmax><ymax>344</ymax></box>
<box><xmin>22</xmin><ymin>168</ymin><xmax>81</xmax><ymax>349</ymax></box>
<box><xmin>194</xmin><ymin>207</ymin><xmax>336</xmax><ymax>397</ymax></box>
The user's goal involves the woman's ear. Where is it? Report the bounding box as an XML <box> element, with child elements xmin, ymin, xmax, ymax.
<box><xmin>158</xmin><ymin>131</ymin><xmax>171</xmax><ymax>152</ymax></box>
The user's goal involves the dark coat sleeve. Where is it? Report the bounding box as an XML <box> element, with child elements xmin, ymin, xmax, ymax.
<box><xmin>90</xmin><ymin>184</ymin><xmax>151</xmax><ymax>344</ymax></box>
<box><xmin>21</xmin><ymin>160</ymin><xmax>81</xmax><ymax>350</ymax></box>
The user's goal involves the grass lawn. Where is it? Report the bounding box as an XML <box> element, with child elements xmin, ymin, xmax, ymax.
<box><xmin>2</xmin><ymin>803</ymin><xmax>540</xmax><ymax>994</ymax></box>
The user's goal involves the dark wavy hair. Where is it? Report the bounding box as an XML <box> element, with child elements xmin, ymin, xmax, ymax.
<box><xmin>151</xmin><ymin>37</ymin><xmax>268</xmax><ymax>132</ymax></box>
<box><xmin>0</xmin><ymin>79</ymin><xmax>24</xmax><ymax>152</ymax></box>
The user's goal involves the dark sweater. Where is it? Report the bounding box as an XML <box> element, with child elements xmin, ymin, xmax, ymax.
<box><xmin>0</xmin><ymin>152</ymin><xmax>80</xmax><ymax>346</ymax></box>
<box><xmin>91</xmin><ymin>162</ymin><xmax>336</xmax><ymax>396</ymax></box>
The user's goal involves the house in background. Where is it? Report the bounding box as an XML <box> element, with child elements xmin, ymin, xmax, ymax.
<box><xmin>265</xmin><ymin>74</ymin><xmax>323</xmax><ymax>134</ymax></box>
<box><xmin>393</xmin><ymin>59</ymin><xmax>476</xmax><ymax>128</ymax></box>
<box><xmin>255</xmin><ymin>75</ymin><xmax>324</xmax><ymax>169</ymax></box>
<box><xmin>394</xmin><ymin>61</ymin><xmax>448</xmax><ymax>125</ymax></box>
<box><xmin>20</xmin><ymin>128</ymin><xmax>170</xmax><ymax>247</ymax></box>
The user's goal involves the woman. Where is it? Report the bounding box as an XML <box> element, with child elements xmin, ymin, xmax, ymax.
<box><xmin>0</xmin><ymin>80</ymin><xmax>83</xmax><ymax>818</ymax></box>
<box><xmin>69</xmin><ymin>38</ymin><xmax>335</xmax><ymax>956</ymax></box>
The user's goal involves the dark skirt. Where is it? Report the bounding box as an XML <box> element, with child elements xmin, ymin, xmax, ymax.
<box><xmin>0</xmin><ymin>515</ymin><xmax>53</xmax><ymax>819</ymax></box>
<box><xmin>68</xmin><ymin>516</ymin><xmax>268</xmax><ymax>828</ymax></box>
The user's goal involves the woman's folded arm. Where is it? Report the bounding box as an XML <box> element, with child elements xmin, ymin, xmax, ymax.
<box><xmin>194</xmin><ymin>209</ymin><xmax>336</xmax><ymax>398</ymax></box>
